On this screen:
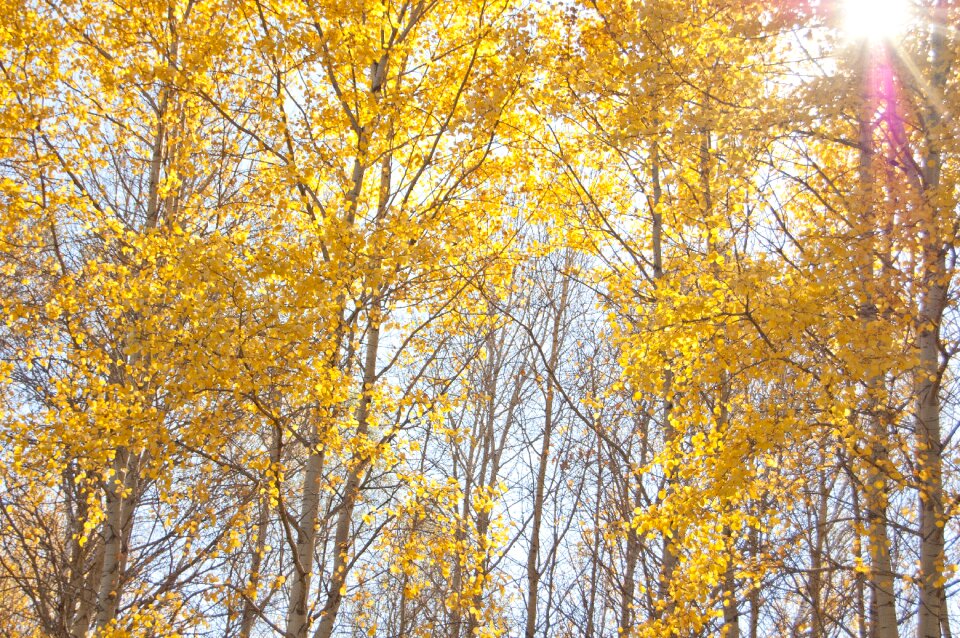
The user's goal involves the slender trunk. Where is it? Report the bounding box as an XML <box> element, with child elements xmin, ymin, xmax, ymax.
<box><xmin>240</xmin><ymin>426</ymin><xmax>280</xmax><ymax>638</ymax></box>
<box><xmin>524</xmin><ymin>447</ymin><xmax>547</xmax><ymax>638</ymax></box>
<box><xmin>716</xmin><ymin>381</ymin><xmax>738</xmax><ymax>638</ymax></box>
<box><xmin>116</xmin><ymin>451</ymin><xmax>140</xmax><ymax>586</ymax></box>
<box><xmin>285</xmin><ymin>436</ymin><xmax>326</xmax><ymax>638</ymax></box>
<box><xmin>285</xmin><ymin>55</ymin><xmax>389</xmax><ymax>636</ymax></box>
<box><xmin>619</xmin><ymin>526</ymin><xmax>640</xmax><ymax>637</ymax></box>
<box><xmin>447</xmin><ymin>465</ymin><xmax>472</xmax><ymax>638</ymax></box>
<box><xmin>311</xmin><ymin>86</ymin><xmax>398</xmax><ymax>635</ymax></box>
<box><xmin>239</xmin><ymin>494</ymin><xmax>270</xmax><ymax>638</ymax></box>
<box><xmin>69</xmin><ymin>545</ymin><xmax>101</xmax><ymax>638</ymax></box>
<box><xmin>65</xmin><ymin>465</ymin><xmax>96</xmax><ymax>637</ymax></box>
<box><xmin>93</xmin><ymin>452</ymin><xmax>126</xmax><ymax>629</ymax></box>
<box><xmin>850</xmin><ymin>473</ymin><xmax>869</xmax><ymax>638</ymax></box>
<box><xmin>917</xmin><ymin>402</ymin><xmax>947</xmax><ymax>638</ymax></box>
<box><xmin>809</xmin><ymin>472</ymin><xmax>829</xmax><ymax>637</ymax></box>
<box><xmin>722</xmin><ymin>530</ymin><xmax>740</xmax><ymax>638</ymax></box>
<box><xmin>585</xmin><ymin>455</ymin><xmax>603</xmax><ymax>638</ymax></box>
<box><xmin>463</xmin><ymin>329</ymin><xmax>518</xmax><ymax>638</ymax></box>
<box><xmin>285</xmin><ymin>154</ymin><xmax>367</xmax><ymax>638</ymax></box>
<box><xmin>525</xmin><ymin>261</ymin><xmax>570</xmax><ymax>638</ymax></box>
<box><xmin>651</xmin><ymin>134</ymin><xmax>678</xmax><ymax>611</ymax></box>
<box><xmin>398</xmin><ymin>570</ymin><xmax>410</xmax><ymax>638</ymax></box>
<box><xmin>464</xmin><ymin>381</ymin><xmax>502</xmax><ymax>638</ymax></box>
<box><xmin>93</xmin><ymin>446</ymin><xmax>139</xmax><ymax>630</ymax></box>
<box><xmin>854</xmin><ymin>42</ymin><xmax>898</xmax><ymax>638</ymax></box>
<box><xmin>748</xmin><ymin>524</ymin><xmax>760</xmax><ymax>638</ymax></box>
<box><xmin>312</xmin><ymin>317</ymin><xmax>381</xmax><ymax>638</ymax></box>
<box><xmin>865</xmin><ymin>416</ymin><xmax>898</xmax><ymax>638</ymax></box>
<box><xmin>916</xmin><ymin>5</ymin><xmax>949</xmax><ymax>637</ymax></box>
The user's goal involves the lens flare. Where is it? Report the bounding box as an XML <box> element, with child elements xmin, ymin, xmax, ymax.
<box><xmin>843</xmin><ymin>0</ymin><xmax>913</xmax><ymax>41</ymax></box>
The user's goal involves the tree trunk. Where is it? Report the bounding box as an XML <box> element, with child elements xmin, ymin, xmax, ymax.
<box><xmin>619</xmin><ymin>526</ymin><xmax>640</xmax><ymax>637</ymax></box>
<box><xmin>585</xmin><ymin>453</ymin><xmax>603</xmax><ymax>638</ymax></box>
<box><xmin>808</xmin><ymin>472</ymin><xmax>829</xmax><ymax>637</ymax></box>
<box><xmin>93</xmin><ymin>446</ymin><xmax>140</xmax><ymax>631</ymax></box>
<box><xmin>853</xmin><ymin>40</ymin><xmax>898</xmax><ymax>638</ymax></box>
<box><xmin>651</xmin><ymin>134</ymin><xmax>678</xmax><ymax>614</ymax></box>
<box><xmin>240</xmin><ymin>425</ymin><xmax>280</xmax><ymax>638</ymax></box>
<box><xmin>312</xmin><ymin>317</ymin><xmax>381</xmax><ymax>638</ymax></box>
<box><xmin>748</xmin><ymin>524</ymin><xmax>760</xmax><ymax>638</ymax></box>
<box><xmin>865</xmin><ymin>419</ymin><xmax>898</xmax><ymax>638</ymax></box>
<box><xmin>850</xmin><ymin>469</ymin><xmax>869</xmax><ymax>638</ymax></box>
<box><xmin>285</xmin><ymin>439</ymin><xmax>326</xmax><ymax>638</ymax></box>
<box><xmin>915</xmin><ymin>4</ymin><xmax>949</xmax><ymax>637</ymax></box>
<box><xmin>65</xmin><ymin>465</ymin><xmax>97</xmax><ymax>638</ymax></box>
<box><xmin>722</xmin><ymin>538</ymin><xmax>740</xmax><ymax>638</ymax></box>
<box><xmin>525</xmin><ymin>259</ymin><xmax>570</xmax><ymax>638</ymax></box>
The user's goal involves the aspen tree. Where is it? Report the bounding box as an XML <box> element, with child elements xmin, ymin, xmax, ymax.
<box><xmin>908</xmin><ymin>4</ymin><xmax>956</xmax><ymax>636</ymax></box>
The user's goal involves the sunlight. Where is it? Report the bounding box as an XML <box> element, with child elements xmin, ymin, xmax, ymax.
<box><xmin>843</xmin><ymin>0</ymin><xmax>913</xmax><ymax>41</ymax></box>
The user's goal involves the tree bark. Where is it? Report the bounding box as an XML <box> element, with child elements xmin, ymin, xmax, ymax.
<box><xmin>93</xmin><ymin>447</ymin><xmax>140</xmax><ymax>631</ymax></box>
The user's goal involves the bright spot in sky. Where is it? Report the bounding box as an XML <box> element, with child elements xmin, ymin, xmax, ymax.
<box><xmin>843</xmin><ymin>0</ymin><xmax>913</xmax><ymax>41</ymax></box>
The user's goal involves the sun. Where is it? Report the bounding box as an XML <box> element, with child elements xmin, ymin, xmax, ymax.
<box><xmin>842</xmin><ymin>0</ymin><xmax>913</xmax><ymax>41</ymax></box>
